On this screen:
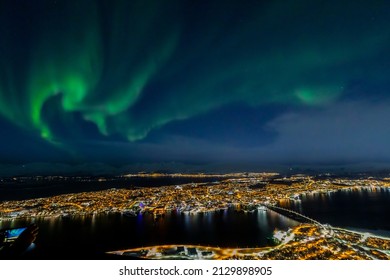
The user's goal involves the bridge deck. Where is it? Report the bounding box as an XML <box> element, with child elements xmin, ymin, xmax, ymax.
<box><xmin>261</xmin><ymin>203</ymin><xmax>323</xmax><ymax>227</ymax></box>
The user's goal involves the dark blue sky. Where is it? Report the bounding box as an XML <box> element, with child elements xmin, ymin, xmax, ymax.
<box><xmin>1</xmin><ymin>0</ymin><xmax>390</xmax><ymax>174</ymax></box>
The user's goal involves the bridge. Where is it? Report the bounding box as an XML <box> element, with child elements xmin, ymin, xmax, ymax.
<box><xmin>261</xmin><ymin>203</ymin><xmax>325</xmax><ymax>229</ymax></box>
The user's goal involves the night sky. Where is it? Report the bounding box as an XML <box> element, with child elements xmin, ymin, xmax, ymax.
<box><xmin>1</xmin><ymin>0</ymin><xmax>390</xmax><ymax>174</ymax></box>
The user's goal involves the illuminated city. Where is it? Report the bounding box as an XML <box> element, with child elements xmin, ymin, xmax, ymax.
<box><xmin>1</xmin><ymin>173</ymin><xmax>390</xmax><ymax>220</ymax></box>
<box><xmin>1</xmin><ymin>173</ymin><xmax>390</xmax><ymax>259</ymax></box>
<box><xmin>108</xmin><ymin>224</ymin><xmax>390</xmax><ymax>260</ymax></box>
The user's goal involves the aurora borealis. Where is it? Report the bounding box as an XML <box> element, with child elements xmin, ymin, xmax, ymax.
<box><xmin>1</xmin><ymin>0</ymin><xmax>390</xmax><ymax>173</ymax></box>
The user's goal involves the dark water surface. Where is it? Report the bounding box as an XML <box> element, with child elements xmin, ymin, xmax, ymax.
<box><xmin>0</xmin><ymin>209</ymin><xmax>297</xmax><ymax>259</ymax></box>
<box><xmin>0</xmin><ymin>177</ymin><xmax>226</xmax><ymax>201</ymax></box>
<box><xmin>279</xmin><ymin>187</ymin><xmax>390</xmax><ymax>234</ymax></box>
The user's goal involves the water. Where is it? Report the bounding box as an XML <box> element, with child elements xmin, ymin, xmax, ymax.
<box><xmin>279</xmin><ymin>187</ymin><xmax>390</xmax><ymax>234</ymax></box>
<box><xmin>0</xmin><ymin>209</ymin><xmax>298</xmax><ymax>259</ymax></box>
<box><xmin>0</xmin><ymin>177</ymin><xmax>226</xmax><ymax>201</ymax></box>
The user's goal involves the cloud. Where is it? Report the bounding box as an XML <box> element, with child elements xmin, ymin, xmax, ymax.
<box><xmin>259</xmin><ymin>100</ymin><xmax>390</xmax><ymax>163</ymax></box>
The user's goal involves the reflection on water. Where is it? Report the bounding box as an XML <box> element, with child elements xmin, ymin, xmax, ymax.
<box><xmin>0</xmin><ymin>208</ymin><xmax>298</xmax><ymax>258</ymax></box>
<box><xmin>280</xmin><ymin>187</ymin><xmax>390</xmax><ymax>232</ymax></box>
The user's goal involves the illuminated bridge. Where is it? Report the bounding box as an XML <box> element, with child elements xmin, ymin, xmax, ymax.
<box><xmin>261</xmin><ymin>203</ymin><xmax>325</xmax><ymax>228</ymax></box>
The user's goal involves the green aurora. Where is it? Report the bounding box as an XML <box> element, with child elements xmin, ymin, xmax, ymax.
<box><xmin>0</xmin><ymin>0</ymin><xmax>389</xmax><ymax>145</ymax></box>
